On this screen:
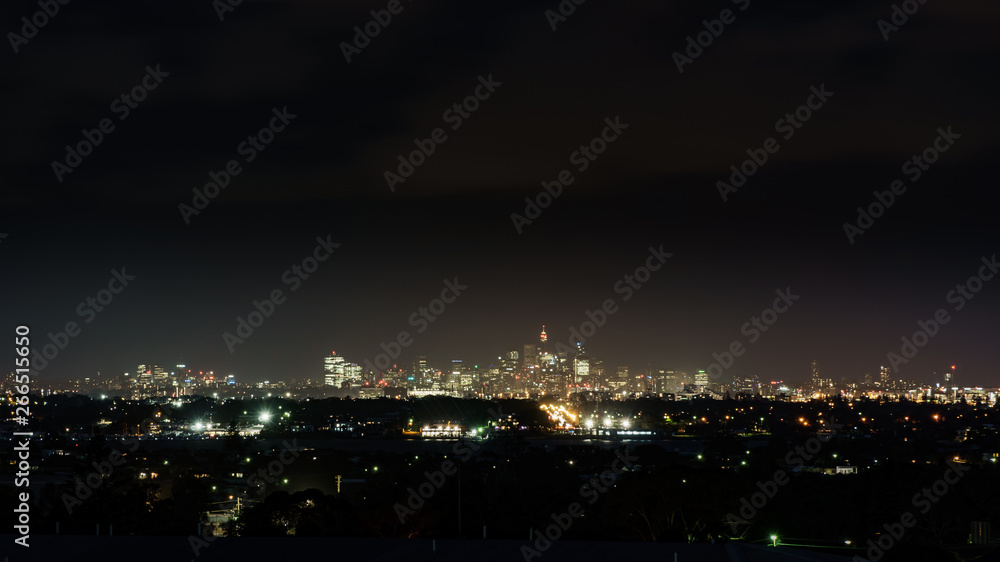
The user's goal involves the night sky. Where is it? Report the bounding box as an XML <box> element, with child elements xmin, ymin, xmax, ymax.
<box><xmin>3</xmin><ymin>0</ymin><xmax>998</xmax><ymax>386</ymax></box>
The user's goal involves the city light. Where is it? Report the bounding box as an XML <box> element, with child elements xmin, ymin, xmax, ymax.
<box><xmin>540</xmin><ymin>403</ymin><xmax>578</xmax><ymax>428</ymax></box>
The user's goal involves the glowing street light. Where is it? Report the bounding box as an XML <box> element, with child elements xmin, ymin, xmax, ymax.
<box><xmin>585</xmin><ymin>419</ymin><xmax>594</xmax><ymax>429</ymax></box>
<box><xmin>259</xmin><ymin>412</ymin><xmax>271</xmax><ymax>422</ymax></box>
<box><xmin>603</xmin><ymin>418</ymin><xmax>613</xmax><ymax>428</ymax></box>
<box><xmin>770</xmin><ymin>535</ymin><xmax>778</xmax><ymax>547</ymax></box>
<box><xmin>621</xmin><ymin>419</ymin><xmax>630</xmax><ymax>429</ymax></box>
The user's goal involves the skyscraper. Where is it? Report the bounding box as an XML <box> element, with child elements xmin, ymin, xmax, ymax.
<box><xmin>523</xmin><ymin>344</ymin><xmax>538</xmax><ymax>368</ymax></box>
<box><xmin>324</xmin><ymin>351</ymin><xmax>346</xmax><ymax>387</ymax></box>
<box><xmin>135</xmin><ymin>364</ymin><xmax>167</xmax><ymax>386</ymax></box>
<box><xmin>410</xmin><ymin>355</ymin><xmax>428</xmax><ymax>387</ymax></box>
<box><xmin>614</xmin><ymin>366</ymin><xmax>629</xmax><ymax>390</ymax></box>
<box><xmin>136</xmin><ymin>364</ymin><xmax>152</xmax><ymax>386</ymax></box>
<box><xmin>450</xmin><ymin>359</ymin><xmax>463</xmax><ymax>391</ymax></box>
<box><xmin>651</xmin><ymin>369</ymin><xmax>679</xmax><ymax>393</ymax></box>
<box><xmin>344</xmin><ymin>362</ymin><xmax>362</xmax><ymax>386</ymax></box>
<box><xmin>694</xmin><ymin>369</ymin><xmax>709</xmax><ymax>391</ymax></box>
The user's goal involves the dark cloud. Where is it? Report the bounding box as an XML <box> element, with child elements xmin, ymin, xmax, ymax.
<box><xmin>1</xmin><ymin>0</ymin><xmax>998</xmax><ymax>386</ymax></box>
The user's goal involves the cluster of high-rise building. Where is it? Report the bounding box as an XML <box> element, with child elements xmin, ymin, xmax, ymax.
<box><xmin>64</xmin><ymin>364</ymin><xmax>238</xmax><ymax>399</ymax></box>
<box><xmin>14</xmin><ymin>330</ymin><xmax>992</xmax><ymax>405</ymax></box>
<box><xmin>311</xmin><ymin>329</ymin><xmax>996</xmax><ymax>407</ymax></box>
<box><xmin>322</xmin><ymin>351</ymin><xmax>363</xmax><ymax>389</ymax></box>
<box><xmin>10</xmin><ymin>363</ymin><xmax>242</xmax><ymax>400</ymax></box>
<box><xmin>133</xmin><ymin>364</ymin><xmax>235</xmax><ymax>392</ymax></box>
<box><xmin>320</xmin><ymin>326</ymin><xmax>700</xmax><ymax>399</ymax></box>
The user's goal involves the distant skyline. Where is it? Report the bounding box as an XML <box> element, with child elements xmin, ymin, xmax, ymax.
<box><xmin>18</xmin><ymin>309</ymin><xmax>991</xmax><ymax>389</ymax></box>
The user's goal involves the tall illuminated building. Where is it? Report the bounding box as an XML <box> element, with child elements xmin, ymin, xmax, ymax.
<box><xmin>522</xmin><ymin>325</ymin><xmax>547</xmax><ymax>372</ymax></box>
<box><xmin>523</xmin><ymin>344</ymin><xmax>538</xmax><ymax>368</ymax></box>
<box><xmin>613</xmin><ymin>366</ymin><xmax>629</xmax><ymax>390</ymax></box>
<box><xmin>136</xmin><ymin>364</ymin><xmax>152</xmax><ymax>386</ymax></box>
<box><xmin>499</xmin><ymin>351</ymin><xmax>519</xmax><ymax>393</ymax></box>
<box><xmin>410</xmin><ymin>356</ymin><xmax>428</xmax><ymax>387</ymax></box>
<box><xmin>695</xmin><ymin>369</ymin><xmax>709</xmax><ymax>391</ymax></box>
<box><xmin>344</xmin><ymin>362</ymin><xmax>362</xmax><ymax>385</ymax></box>
<box><xmin>573</xmin><ymin>342</ymin><xmax>589</xmax><ymax>384</ymax></box>
<box><xmin>450</xmin><ymin>359</ymin><xmax>463</xmax><ymax>390</ymax></box>
<box><xmin>590</xmin><ymin>358</ymin><xmax>605</xmax><ymax>387</ymax></box>
<box><xmin>135</xmin><ymin>364</ymin><xmax>167</xmax><ymax>386</ymax></box>
<box><xmin>652</xmin><ymin>369</ymin><xmax>679</xmax><ymax>393</ymax></box>
<box><xmin>573</xmin><ymin>358</ymin><xmax>590</xmax><ymax>385</ymax></box>
<box><xmin>324</xmin><ymin>351</ymin><xmax>346</xmax><ymax>387</ymax></box>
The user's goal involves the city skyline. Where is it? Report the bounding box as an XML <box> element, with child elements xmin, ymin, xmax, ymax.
<box><xmin>30</xmin><ymin>331</ymin><xmax>980</xmax><ymax>394</ymax></box>
<box><xmin>13</xmin><ymin>266</ymin><xmax>997</xmax><ymax>386</ymax></box>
